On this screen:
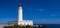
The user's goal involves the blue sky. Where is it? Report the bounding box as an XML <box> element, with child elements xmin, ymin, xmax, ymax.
<box><xmin>0</xmin><ymin>0</ymin><xmax>60</xmax><ymax>24</ymax></box>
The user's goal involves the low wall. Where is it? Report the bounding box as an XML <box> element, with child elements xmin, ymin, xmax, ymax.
<box><xmin>0</xmin><ymin>25</ymin><xmax>4</xmax><ymax>28</ymax></box>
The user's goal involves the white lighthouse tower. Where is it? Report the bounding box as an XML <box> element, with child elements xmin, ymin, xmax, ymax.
<box><xmin>17</xmin><ymin>4</ymin><xmax>33</xmax><ymax>26</ymax></box>
<box><xmin>18</xmin><ymin>4</ymin><xmax>23</xmax><ymax>25</ymax></box>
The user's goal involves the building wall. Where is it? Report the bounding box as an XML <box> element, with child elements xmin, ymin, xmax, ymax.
<box><xmin>18</xmin><ymin>20</ymin><xmax>33</xmax><ymax>26</ymax></box>
<box><xmin>8</xmin><ymin>20</ymin><xmax>33</xmax><ymax>26</ymax></box>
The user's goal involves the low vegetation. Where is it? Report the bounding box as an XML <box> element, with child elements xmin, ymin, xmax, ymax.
<box><xmin>3</xmin><ymin>25</ymin><xmax>48</xmax><ymax>28</ymax></box>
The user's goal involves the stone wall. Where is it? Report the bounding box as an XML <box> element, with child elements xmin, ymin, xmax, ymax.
<box><xmin>0</xmin><ymin>25</ymin><xmax>4</xmax><ymax>28</ymax></box>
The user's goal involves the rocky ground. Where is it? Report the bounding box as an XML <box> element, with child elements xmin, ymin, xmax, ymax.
<box><xmin>3</xmin><ymin>25</ymin><xmax>48</xmax><ymax>28</ymax></box>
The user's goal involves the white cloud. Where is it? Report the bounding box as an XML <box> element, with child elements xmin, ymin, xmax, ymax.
<box><xmin>50</xmin><ymin>14</ymin><xmax>60</xmax><ymax>16</ymax></box>
<box><xmin>39</xmin><ymin>9</ymin><xmax>44</xmax><ymax>11</ymax></box>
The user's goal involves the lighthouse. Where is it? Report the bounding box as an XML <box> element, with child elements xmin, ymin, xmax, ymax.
<box><xmin>8</xmin><ymin>3</ymin><xmax>33</xmax><ymax>26</ymax></box>
<box><xmin>17</xmin><ymin>4</ymin><xmax>33</xmax><ymax>25</ymax></box>
<box><xmin>18</xmin><ymin>4</ymin><xmax>23</xmax><ymax>25</ymax></box>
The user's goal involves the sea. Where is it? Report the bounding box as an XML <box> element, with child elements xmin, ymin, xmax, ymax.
<box><xmin>34</xmin><ymin>24</ymin><xmax>60</xmax><ymax>28</ymax></box>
